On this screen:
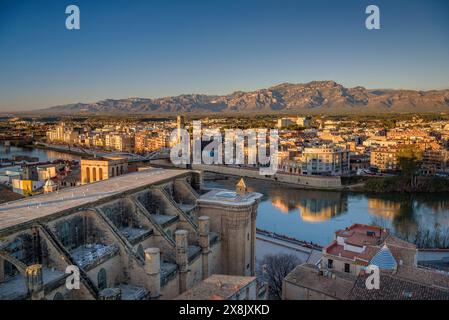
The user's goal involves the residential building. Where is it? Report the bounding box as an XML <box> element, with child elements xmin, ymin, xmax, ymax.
<box><xmin>370</xmin><ymin>147</ymin><xmax>399</xmax><ymax>172</ymax></box>
<box><xmin>300</xmin><ymin>146</ymin><xmax>350</xmax><ymax>176</ymax></box>
<box><xmin>11</xmin><ymin>179</ymin><xmax>44</xmax><ymax>195</ymax></box>
<box><xmin>277</xmin><ymin>116</ymin><xmax>312</xmax><ymax>129</ymax></box>
<box><xmin>80</xmin><ymin>156</ymin><xmax>128</xmax><ymax>184</ymax></box>
<box><xmin>421</xmin><ymin>148</ymin><xmax>449</xmax><ymax>176</ymax></box>
<box><xmin>283</xmin><ymin>223</ymin><xmax>449</xmax><ymax>300</ymax></box>
<box><xmin>277</xmin><ymin>118</ymin><xmax>296</xmax><ymax>129</ymax></box>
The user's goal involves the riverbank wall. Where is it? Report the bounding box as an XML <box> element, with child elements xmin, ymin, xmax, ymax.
<box><xmin>34</xmin><ymin>142</ymin><xmax>89</xmax><ymax>157</ymax></box>
<box><xmin>191</xmin><ymin>164</ymin><xmax>343</xmax><ymax>190</ymax></box>
<box><xmin>256</xmin><ymin>229</ymin><xmax>322</xmax><ymax>265</ymax></box>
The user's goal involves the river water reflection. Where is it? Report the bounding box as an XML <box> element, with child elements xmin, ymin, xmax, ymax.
<box><xmin>2</xmin><ymin>145</ymin><xmax>449</xmax><ymax>248</ymax></box>
<box><xmin>0</xmin><ymin>144</ymin><xmax>80</xmax><ymax>162</ymax></box>
<box><xmin>205</xmin><ymin>176</ymin><xmax>449</xmax><ymax>248</ymax></box>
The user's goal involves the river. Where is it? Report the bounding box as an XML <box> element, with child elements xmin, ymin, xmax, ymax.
<box><xmin>204</xmin><ymin>176</ymin><xmax>449</xmax><ymax>248</ymax></box>
<box><xmin>0</xmin><ymin>143</ymin><xmax>80</xmax><ymax>162</ymax></box>
<box><xmin>2</xmin><ymin>144</ymin><xmax>449</xmax><ymax>248</ymax></box>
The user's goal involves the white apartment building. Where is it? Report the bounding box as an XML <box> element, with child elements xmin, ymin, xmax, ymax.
<box><xmin>300</xmin><ymin>146</ymin><xmax>350</xmax><ymax>176</ymax></box>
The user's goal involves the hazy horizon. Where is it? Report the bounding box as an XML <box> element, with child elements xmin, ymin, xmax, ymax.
<box><xmin>2</xmin><ymin>80</ymin><xmax>449</xmax><ymax>113</ymax></box>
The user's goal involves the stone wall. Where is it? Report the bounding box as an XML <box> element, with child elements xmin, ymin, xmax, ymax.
<box><xmin>192</xmin><ymin>164</ymin><xmax>342</xmax><ymax>189</ymax></box>
<box><xmin>0</xmin><ymin>170</ymin><xmax>253</xmax><ymax>300</ymax></box>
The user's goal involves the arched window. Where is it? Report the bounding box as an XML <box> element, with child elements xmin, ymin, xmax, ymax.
<box><xmin>97</xmin><ymin>268</ymin><xmax>107</xmax><ymax>290</ymax></box>
<box><xmin>120</xmin><ymin>165</ymin><xmax>124</xmax><ymax>175</ymax></box>
<box><xmin>92</xmin><ymin>167</ymin><xmax>97</xmax><ymax>182</ymax></box>
<box><xmin>99</xmin><ymin>168</ymin><xmax>103</xmax><ymax>180</ymax></box>
<box><xmin>60</xmin><ymin>221</ymin><xmax>71</xmax><ymax>247</ymax></box>
<box><xmin>53</xmin><ymin>292</ymin><xmax>64</xmax><ymax>300</ymax></box>
<box><xmin>137</xmin><ymin>244</ymin><xmax>145</xmax><ymax>261</ymax></box>
<box><xmin>85</xmin><ymin>167</ymin><xmax>90</xmax><ymax>183</ymax></box>
<box><xmin>111</xmin><ymin>167</ymin><xmax>115</xmax><ymax>177</ymax></box>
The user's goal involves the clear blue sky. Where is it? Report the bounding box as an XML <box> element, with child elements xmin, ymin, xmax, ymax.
<box><xmin>0</xmin><ymin>0</ymin><xmax>448</xmax><ymax>111</ymax></box>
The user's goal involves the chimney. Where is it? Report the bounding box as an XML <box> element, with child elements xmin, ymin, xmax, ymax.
<box><xmin>198</xmin><ymin>216</ymin><xmax>210</xmax><ymax>279</ymax></box>
<box><xmin>26</xmin><ymin>264</ymin><xmax>44</xmax><ymax>300</ymax></box>
<box><xmin>144</xmin><ymin>247</ymin><xmax>161</xmax><ymax>298</ymax></box>
<box><xmin>175</xmin><ymin>230</ymin><xmax>189</xmax><ymax>293</ymax></box>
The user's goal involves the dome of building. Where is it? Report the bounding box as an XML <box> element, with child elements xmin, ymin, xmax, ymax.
<box><xmin>44</xmin><ymin>178</ymin><xmax>56</xmax><ymax>187</ymax></box>
<box><xmin>369</xmin><ymin>244</ymin><xmax>397</xmax><ymax>271</ymax></box>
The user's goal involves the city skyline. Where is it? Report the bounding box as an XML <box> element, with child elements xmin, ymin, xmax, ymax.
<box><xmin>0</xmin><ymin>0</ymin><xmax>449</xmax><ymax>111</ymax></box>
<box><xmin>1</xmin><ymin>1</ymin><xmax>449</xmax><ymax>305</ymax></box>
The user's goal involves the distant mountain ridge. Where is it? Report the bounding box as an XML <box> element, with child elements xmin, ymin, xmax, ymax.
<box><xmin>39</xmin><ymin>81</ymin><xmax>449</xmax><ymax>114</ymax></box>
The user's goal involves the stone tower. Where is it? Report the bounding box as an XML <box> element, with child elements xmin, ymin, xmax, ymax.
<box><xmin>176</xmin><ymin>115</ymin><xmax>185</xmax><ymax>144</ymax></box>
<box><xmin>196</xmin><ymin>180</ymin><xmax>262</xmax><ymax>277</ymax></box>
<box><xmin>26</xmin><ymin>264</ymin><xmax>45</xmax><ymax>300</ymax></box>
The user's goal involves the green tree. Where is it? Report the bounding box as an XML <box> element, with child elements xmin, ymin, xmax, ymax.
<box><xmin>397</xmin><ymin>147</ymin><xmax>422</xmax><ymax>177</ymax></box>
<box><xmin>397</xmin><ymin>146</ymin><xmax>423</xmax><ymax>190</ymax></box>
<box><xmin>256</xmin><ymin>253</ymin><xmax>301</xmax><ymax>300</ymax></box>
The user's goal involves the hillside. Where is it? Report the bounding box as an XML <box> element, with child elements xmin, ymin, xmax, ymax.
<box><xmin>37</xmin><ymin>81</ymin><xmax>449</xmax><ymax>114</ymax></box>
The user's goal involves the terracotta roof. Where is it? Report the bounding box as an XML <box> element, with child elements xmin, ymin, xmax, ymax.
<box><xmin>395</xmin><ymin>267</ymin><xmax>449</xmax><ymax>289</ymax></box>
<box><xmin>335</xmin><ymin>224</ymin><xmax>388</xmax><ymax>247</ymax></box>
<box><xmin>325</xmin><ymin>241</ymin><xmax>378</xmax><ymax>266</ymax></box>
<box><xmin>284</xmin><ymin>264</ymin><xmax>356</xmax><ymax>300</ymax></box>
<box><xmin>175</xmin><ymin>275</ymin><xmax>256</xmax><ymax>300</ymax></box>
<box><xmin>349</xmin><ymin>273</ymin><xmax>449</xmax><ymax>300</ymax></box>
<box><xmin>285</xmin><ymin>264</ymin><xmax>449</xmax><ymax>300</ymax></box>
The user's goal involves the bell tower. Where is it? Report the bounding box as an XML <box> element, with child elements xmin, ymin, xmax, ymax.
<box><xmin>197</xmin><ymin>179</ymin><xmax>262</xmax><ymax>276</ymax></box>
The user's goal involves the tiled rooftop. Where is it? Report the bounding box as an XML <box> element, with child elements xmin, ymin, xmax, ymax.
<box><xmin>175</xmin><ymin>274</ymin><xmax>256</xmax><ymax>300</ymax></box>
<box><xmin>161</xmin><ymin>261</ymin><xmax>178</xmax><ymax>284</ymax></box>
<box><xmin>284</xmin><ymin>264</ymin><xmax>356</xmax><ymax>300</ymax></box>
<box><xmin>0</xmin><ymin>268</ymin><xmax>65</xmax><ymax>300</ymax></box>
<box><xmin>70</xmin><ymin>244</ymin><xmax>119</xmax><ymax>269</ymax></box>
<box><xmin>325</xmin><ymin>223</ymin><xmax>417</xmax><ymax>267</ymax></box>
<box><xmin>325</xmin><ymin>240</ymin><xmax>378</xmax><ymax>266</ymax></box>
<box><xmin>118</xmin><ymin>226</ymin><xmax>152</xmax><ymax>241</ymax></box>
<box><xmin>118</xmin><ymin>284</ymin><xmax>149</xmax><ymax>300</ymax></box>
<box><xmin>335</xmin><ymin>224</ymin><xmax>388</xmax><ymax>247</ymax></box>
<box><xmin>285</xmin><ymin>263</ymin><xmax>449</xmax><ymax>300</ymax></box>
<box><xmin>350</xmin><ymin>273</ymin><xmax>449</xmax><ymax>300</ymax></box>
<box><xmin>151</xmin><ymin>214</ymin><xmax>178</xmax><ymax>225</ymax></box>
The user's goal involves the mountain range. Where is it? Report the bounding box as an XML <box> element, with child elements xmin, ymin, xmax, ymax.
<box><xmin>37</xmin><ymin>81</ymin><xmax>449</xmax><ymax>114</ymax></box>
